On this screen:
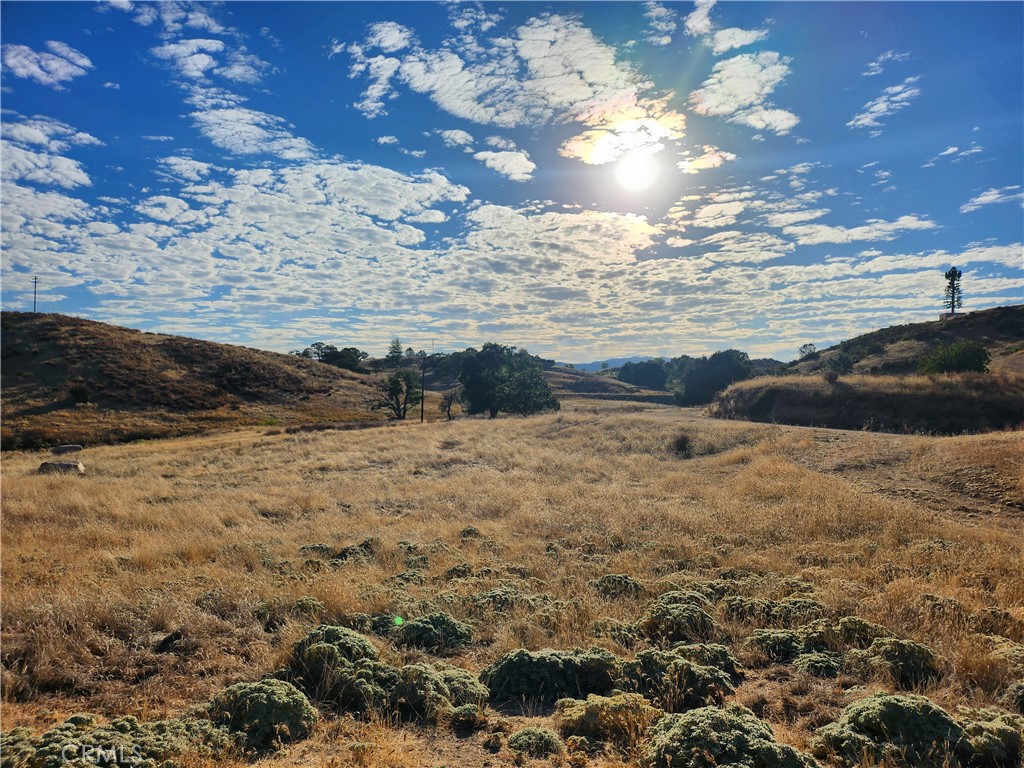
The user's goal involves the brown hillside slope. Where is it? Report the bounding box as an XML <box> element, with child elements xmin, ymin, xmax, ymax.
<box><xmin>1</xmin><ymin>312</ymin><xmax>382</xmax><ymax>448</ymax></box>
<box><xmin>544</xmin><ymin>366</ymin><xmax>676</xmax><ymax>403</ymax></box>
<box><xmin>791</xmin><ymin>304</ymin><xmax>1024</xmax><ymax>374</ymax></box>
<box><xmin>710</xmin><ymin>372</ymin><xmax>1024</xmax><ymax>435</ymax></box>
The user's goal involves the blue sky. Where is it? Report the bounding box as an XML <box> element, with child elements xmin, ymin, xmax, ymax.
<box><xmin>1</xmin><ymin>1</ymin><xmax>1021</xmax><ymax>362</ymax></box>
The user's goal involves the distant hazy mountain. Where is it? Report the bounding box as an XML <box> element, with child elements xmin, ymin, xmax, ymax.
<box><xmin>559</xmin><ymin>356</ymin><xmax>654</xmax><ymax>372</ymax></box>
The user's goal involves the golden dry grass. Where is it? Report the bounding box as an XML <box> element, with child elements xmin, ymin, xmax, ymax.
<box><xmin>2</xmin><ymin>399</ymin><xmax>1022</xmax><ymax>766</ymax></box>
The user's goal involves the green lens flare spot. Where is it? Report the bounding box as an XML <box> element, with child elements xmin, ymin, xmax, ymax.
<box><xmin>393</xmin><ymin>616</ymin><xmax>404</xmax><ymax>626</ymax></box>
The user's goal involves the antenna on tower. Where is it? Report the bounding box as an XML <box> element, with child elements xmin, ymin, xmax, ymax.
<box><xmin>32</xmin><ymin>276</ymin><xmax>39</xmax><ymax>313</ymax></box>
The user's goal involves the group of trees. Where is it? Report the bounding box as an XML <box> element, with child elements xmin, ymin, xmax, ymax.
<box><xmin>614</xmin><ymin>350</ymin><xmax>754</xmax><ymax>405</ymax></box>
<box><xmin>291</xmin><ymin>342</ymin><xmax>368</xmax><ymax>372</ymax></box>
<box><xmin>363</xmin><ymin>338</ymin><xmax>560</xmax><ymax>421</ymax></box>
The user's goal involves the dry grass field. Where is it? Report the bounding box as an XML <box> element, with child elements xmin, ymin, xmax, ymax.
<box><xmin>2</xmin><ymin>399</ymin><xmax>1022</xmax><ymax>767</ymax></box>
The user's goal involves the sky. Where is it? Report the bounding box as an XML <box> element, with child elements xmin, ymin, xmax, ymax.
<box><xmin>1</xmin><ymin>1</ymin><xmax>1021</xmax><ymax>363</ymax></box>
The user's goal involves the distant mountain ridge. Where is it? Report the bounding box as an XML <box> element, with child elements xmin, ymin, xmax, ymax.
<box><xmin>560</xmin><ymin>355</ymin><xmax>654</xmax><ymax>372</ymax></box>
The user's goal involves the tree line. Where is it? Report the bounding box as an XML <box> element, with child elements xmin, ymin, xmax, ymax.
<box><xmin>617</xmin><ymin>349</ymin><xmax>756</xmax><ymax>405</ymax></box>
<box><xmin>295</xmin><ymin>339</ymin><xmax>560</xmax><ymax>421</ymax></box>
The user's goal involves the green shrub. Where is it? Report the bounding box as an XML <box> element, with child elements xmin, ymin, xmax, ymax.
<box><xmin>960</xmin><ymin>707</ymin><xmax>1024</xmax><ymax>768</ymax></box>
<box><xmin>432</xmin><ymin>663</ymin><xmax>489</xmax><ymax>706</ymax></box>
<box><xmin>481</xmin><ymin>647</ymin><xmax>620</xmax><ymax>703</ymax></box>
<box><xmin>396</xmin><ymin>612</ymin><xmax>473</xmax><ymax>654</ymax></box>
<box><xmin>206</xmin><ymin>679</ymin><xmax>318</xmax><ymax>751</ymax></box>
<box><xmin>292</xmin><ymin>625</ymin><xmax>378</xmax><ymax>663</ymax></box>
<box><xmin>507</xmin><ymin>727</ymin><xmax>565</xmax><ymax>758</ymax></box>
<box><xmin>619</xmin><ymin>649</ymin><xmax>734</xmax><ymax>713</ymax></box>
<box><xmin>856</xmin><ymin>637</ymin><xmax>943</xmax><ymax>688</ymax></box>
<box><xmin>390</xmin><ymin>663</ymin><xmax>457</xmax><ymax>723</ymax></box>
<box><xmin>746</xmin><ymin>630</ymin><xmax>804</xmax><ymax>663</ymax></box>
<box><xmin>592</xmin><ymin>617</ymin><xmax>643</xmax><ymax>648</ymax></box>
<box><xmin>643</xmin><ymin>705</ymin><xmax>818</xmax><ymax>767</ymax></box>
<box><xmin>793</xmin><ymin>652</ymin><xmax>843</xmax><ymax>678</ymax></box>
<box><xmin>0</xmin><ymin>714</ymin><xmax>238</xmax><ymax>768</ymax></box>
<box><xmin>591</xmin><ymin>573</ymin><xmax>645</xmax><ymax>599</ymax></box>
<box><xmin>720</xmin><ymin>596</ymin><xmax>777</xmax><ymax>624</ymax></box>
<box><xmin>449</xmin><ymin>704</ymin><xmax>488</xmax><ymax>732</ymax></box>
<box><xmin>288</xmin><ymin>643</ymin><xmax>399</xmax><ymax>714</ymax></box>
<box><xmin>672</xmin><ymin>643</ymin><xmax>744</xmax><ymax>683</ymax></box>
<box><xmin>799</xmin><ymin>616</ymin><xmax>892</xmax><ymax>653</ymax></box>
<box><xmin>639</xmin><ymin>596</ymin><xmax>718</xmax><ymax>644</ymax></box>
<box><xmin>288</xmin><ymin>596</ymin><xmax>327</xmax><ymax>621</ymax></box>
<box><xmin>920</xmin><ymin>340</ymin><xmax>990</xmax><ymax>374</ymax></box>
<box><xmin>999</xmin><ymin>682</ymin><xmax>1024</xmax><ymax>714</ymax></box>
<box><xmin>556</xmin><ymin>693</ymin><xmax>663</xmax><ymax>748</ymax></box>
<box><xmin>813</xmin><ymin>693</ymin><xmax>964</xmax><ymax>767</ymax></box>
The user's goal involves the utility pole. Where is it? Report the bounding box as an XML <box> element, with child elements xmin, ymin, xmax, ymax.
<box><xmin>420</xmin><ymin>350</ymin><xmax>426</xmax><ymax>423</ymax></box>
<box><xmin>32</xmin><ymin>276</ymin><xmax>38</xmax><ymax>313</ymax></box>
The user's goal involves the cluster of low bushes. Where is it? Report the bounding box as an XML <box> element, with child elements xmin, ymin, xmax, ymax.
<box><xmin>0</xmin><ymin>679</ymin><xmax>316</xmax><ymax>767</ymax></box>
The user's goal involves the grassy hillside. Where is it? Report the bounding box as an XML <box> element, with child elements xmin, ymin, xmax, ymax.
<box><xmin>1</xmin><ymin>312</ymin><xmax>384</xmax><ymax>449</ymax></box>
<box><xmin>710</xmin><ymin>372</ymin><xmax>1024</xmax><ymax>434</ymax></box>
<box><xmin>2</xmin><ymin>401</ymin><xmax>1021</xmax><ymax>766</ymax></box>
<box><xmin>545</xmin><ymin>366</ymin><xmax>676</xmax><ymax>403</ymax></box>
<box><xmin>791</xmin><ymin>304</ymin><xmax>1024</xmax><ymax>375</ymax></box>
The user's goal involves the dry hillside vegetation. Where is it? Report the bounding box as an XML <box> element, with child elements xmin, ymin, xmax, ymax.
<box><xmin>710</xmin><ymin>371</ymin><xmax>1024</xmax><ymax>435</ymax></box>
<box><xmin>0</xmin><ymin>312</ymin><xmax>385</xmax><ymax>449</ymax></box>
<box><xmin>788</xmin><ymin>305</ymin><xmax>1024</xmax><ymax>376</ymax></box>
<box><xmin>2</xmin><ymin>400</ymin><xmax>1022</xmax><ymax>767</ymax></box>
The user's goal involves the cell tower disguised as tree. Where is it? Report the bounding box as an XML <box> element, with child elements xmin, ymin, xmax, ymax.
<box><xmin>944</xmin><ymin>267</ymin><xmax>963</xmax><ymax>315</ymax></box>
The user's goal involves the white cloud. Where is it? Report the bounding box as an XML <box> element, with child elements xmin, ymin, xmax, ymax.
<box><xmin>438</xmin><ymin>128</ymin><xmax>475</xmax><ymax>147</ymax></box>
<box><xmin>696</xmin><ymin>230</ymin><xmax>795</xmax><ymax>263</ymax></box>
<box><xmin>677</xmin><ymin>145</ymin><xmax>737</xmax><ymax>174</ymax></box>
<box><xmin>710</xmin><ymin>27</ymin><xmax>769</xmax><ymax>55</ymax></box>
<box><xmin>689</xmin><ymin>52</ymin><xmax>798</xmax><ymax>134</ymax></box>
<box><xmin>684</xmin><ymin>0</ymin><xmax>716</xmax><ymax>37</ymax></box>
<box><xmin>376</xmin><ymin>135</ymin><xmax>399</xmax><ymax>145</ymax></box>
<box><xmin>189</xmin><ymin>105</ymin><xmax>316</xmax><ymax>160</ymax></box>
<box><xmin>349</xmin><ymin>13</ymin><xmax>687</xmax><ymax>164</ymax></box>
<box><xmin>103</xmin><ymin>81</ymin><xmax>121</xmax><ymax>89</ymax></box>
<box><xmin>157</xmin><ymin>156</ymin><xmax>217</xmax><ymax>182</ymax></box>
<box><xmin>473</xmin><ymin>150</ymin><xmax>536</xmax><ymax>181</ymax></box>
<box><xmin>1</xmin><ymin>114</ymin><xmax>103</xmax><ymax>152</ymax></box>
<box><xmin>960</xmin><ymin>186</ymin><xmax>1024</xmax><ymax>214</ymax></box>
<box><xmin>2</xmin><ymin>41</ymin><xmax>93</xmax><ymax>89</ymax></box>
<box><xmin>863</xmin><ymin>50</ymin><xmax>909</xmax><ymax>76</ymax></box>
<box><xmin>152</xmin><ymin>38</ymin><xmax>225</xmax><ymax>79</ymax></box>
<box><xmin>643</xmin><ymin>1</ymin><xmax>678</xmax><ymax>46</ymax></box>
<box><xmin>692</xmin><ymin>200</ymin><xmax>748</xmax><ymax>228</ymax></box>
<box><xmin>762</xmin><ymin>209</ymin><xmax>829</xmax><ymax>227</ymax></box>
<box><xmin>1</xmin><ymin>142</ymin><xmax>91</xmax><ymax>188</ymax></box>
<box><xmin>783</xmin><ymin>214</ymin><xmax>937</xmax><ymax>244</ymax></box>
<box><xmin>485</xmin><ymin>136</ymin><xmax>516</xmax><ymax>150</ymax></box>
<box><xmin>847</xmin><ymin>76</ymin><xmax>921</xmax><ymax>131</ymax></box>
<box><xmin>366</xmin><ymin>21</ymin><xmax>414</xmax><ymax>53</ymax></box>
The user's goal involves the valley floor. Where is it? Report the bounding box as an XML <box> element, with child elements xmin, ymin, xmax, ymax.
<box><xmin>2</xmin><ymin>400</ymin><xmax>1022</xmax><ymax>766</ymax></box>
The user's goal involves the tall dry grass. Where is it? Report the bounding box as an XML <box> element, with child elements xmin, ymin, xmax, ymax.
<box><xmin>2</xmin><ymin>400</ymin><xmax>1021</xmax><ymax>765</ymax></box>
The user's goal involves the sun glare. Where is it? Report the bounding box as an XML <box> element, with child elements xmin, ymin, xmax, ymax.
<box><xmin>614</xmin><ymin>151</ymin><xmax>660</xmax><ymax>192</ymax></box>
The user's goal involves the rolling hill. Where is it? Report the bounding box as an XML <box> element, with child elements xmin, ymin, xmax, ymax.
<box><xmin>789</xmin><ymin>304</ymin><xmax>1024</xmax><ymax>375</ymax></box>
<box><xmin>1</xmin><ymin>312</ymin><xmax>382</xmax><ymax>449</ymax></box>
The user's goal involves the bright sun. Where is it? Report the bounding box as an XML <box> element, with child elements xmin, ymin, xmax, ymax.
<box><xmin>614</xmin><ymin>151</ymin><xmax>660</xmax><ymax>192</ymax></box>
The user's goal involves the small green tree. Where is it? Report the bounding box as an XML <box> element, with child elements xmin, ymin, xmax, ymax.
<box><xmin>385</xmin><ymin>338</ymin><xmax>404</xmax><ymax>366</ymax></box>
<box><xmin>798</xmin><ymin>343</ymin><xmax>817</xmax><ymax>360</ymax></box>
<box><xmin>460</xmin><ymin>343</ymin><xmax>559</xmax><ymax>418</ymax></box>
<box><xmin>944</xmin><ymin>267</ymin><xmax>963</xmax><ymax>315</ymax></box>
<box><xmin>368</xmin><ymin>369</ymin><xmax>422</xmax><ymax>420</ymax></box>
<box><xmin>920</xmin><ymin>340</ymin><xmax>989</xmax><ymax>374</ymax></box>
